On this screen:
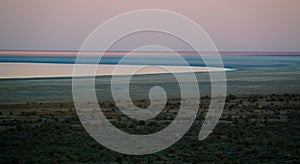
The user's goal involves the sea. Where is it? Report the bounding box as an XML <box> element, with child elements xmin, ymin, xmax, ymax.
<box><xmin>0</xmin><ymin>55</ymin><xmax>299</xmax><ymax>104</ymax></box>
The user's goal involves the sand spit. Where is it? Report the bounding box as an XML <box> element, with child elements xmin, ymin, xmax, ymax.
<box><xmin>0</xmin><ymin>62</ymin><xmax>231</xmax><ymax>79</ymax></box>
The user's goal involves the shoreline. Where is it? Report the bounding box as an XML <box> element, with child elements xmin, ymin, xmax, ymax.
<box><xmin>0</xmin><ymin>62</ymin><xmax>232</xmax><ymax>79</ymax></box>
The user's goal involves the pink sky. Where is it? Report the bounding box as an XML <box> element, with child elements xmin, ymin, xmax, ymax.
<box><xmin>0</xmin><ymin>0</ymin><xmax>299</xmax><ymax>52</ymax></box>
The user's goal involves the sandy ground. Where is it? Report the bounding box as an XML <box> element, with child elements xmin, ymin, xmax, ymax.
<box><xmin>0</xmin><ymin>62</ymin><xmax>229</xmax><ymax>79</ymax></box>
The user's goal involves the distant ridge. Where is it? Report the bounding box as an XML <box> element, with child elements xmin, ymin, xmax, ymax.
<box><xmin>0</xmin><ymin>50</ymin><xmax>299</xmax><ymax>56</ymax></box>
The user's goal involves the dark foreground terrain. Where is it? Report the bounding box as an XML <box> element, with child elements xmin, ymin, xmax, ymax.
<box><xmin>0</xmin><ymin>94</ymin><xmax>299</xmax><ymax>163</ymax></box>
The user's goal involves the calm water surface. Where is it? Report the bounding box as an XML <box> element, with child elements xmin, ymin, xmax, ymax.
<box><xmin>0</xmin><ymin>55</ymin><xmax>299</xmax><ymax>104</ymax></box>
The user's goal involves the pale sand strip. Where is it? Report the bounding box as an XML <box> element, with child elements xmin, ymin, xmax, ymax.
<box><xmin>0</xmin><ymin>62</ymin><xmax>229</xmax><ymax>79</ymax></box>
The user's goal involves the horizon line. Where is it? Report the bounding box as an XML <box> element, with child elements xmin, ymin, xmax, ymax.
<box><xmin>0</xmin><ymin>50</ymin><xmax>299</xmax><ymax>56</ymax></box>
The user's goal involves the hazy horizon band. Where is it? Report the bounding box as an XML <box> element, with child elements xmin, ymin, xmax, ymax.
<box><xmin>0</xmin><ymin>50</ymin><xmax>299</xmax><ymax>57</ymax></box>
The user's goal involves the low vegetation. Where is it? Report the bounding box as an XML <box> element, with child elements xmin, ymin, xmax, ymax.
<box><xmin>0</xmin><ymin>94</ymin><xmax>299</xmax><ymax>163</ymax></box>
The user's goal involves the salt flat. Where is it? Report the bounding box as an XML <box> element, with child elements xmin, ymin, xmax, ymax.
<box><xmin>0</xmin><ymin>62</ymin><xmax>227</xmax><ymax>79</ymax></box>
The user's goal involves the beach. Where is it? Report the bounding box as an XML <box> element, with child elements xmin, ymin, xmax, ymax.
<box><xmin>0</xmin><ymin>62</ymin><xmax>229</xmax><ymax>79</ymax></box>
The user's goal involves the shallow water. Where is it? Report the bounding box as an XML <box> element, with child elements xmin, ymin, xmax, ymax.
<box><xmin>0</xmin><ymin>55</ymin><xmax>299</xmax><ymax>104</ymax></box>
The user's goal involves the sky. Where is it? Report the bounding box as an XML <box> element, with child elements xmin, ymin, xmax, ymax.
<box><xmin>0</xmin><ymin>0</ymin><xmax>299</xmax><ymax>52</ymax></box>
